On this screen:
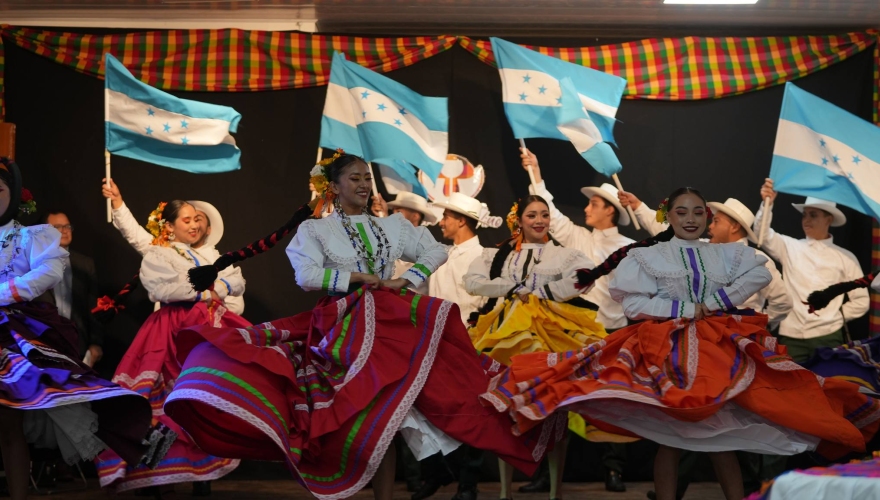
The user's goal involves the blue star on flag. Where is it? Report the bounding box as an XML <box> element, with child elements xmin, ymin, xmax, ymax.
<box><xmin>832</xmin><ymin>155</ymin><xmax>840</xmax><ymax>163</ymax></box>
<box><xmin>821</xmin><ymin>157</ymin><xmax>828</xmax><ymax>166</ymax></box>
<box><xmin>522</xmin><ymin>74</ymin><xmax>532</xmax><ymax>84</ymax></box>
<box><xmin>519</xmin><ymin>92</ymin><xmax>528</xmax><ymax>102</ymax></box>
<box><xmin>394</xmin><ymin>119</ymin><xmax>402</xmax><ymax>126</ymax></box>
<box><xmin>147</xmin><ymin>107</ymin><xmax>155</xmax><ymax>116</ymax></box>
<box><xmin>163</xmin><ymin>123</ymin><xmax>171</xmax><ymax>133</ymax></box>
<box><xmin>556</xmin><ymin>96</ymin><xmax>563</xmax><ymax>104</ymax></box>
<box><xmin>145</xmin><ymin>126</ymin><xmax>153</xmax><ymax>135</ymax></box>
<box><xmin>181</xmin><ymin>136</ymin><xmax>189</xmax><ymax>145</ymax></box>
<box><xmin>819</xmin><ymin>138</ymin><xmax>826</xmax><ymax>147</ymax></box>
<box><xmin>361</xmin><ymin>90</ymin><xmax>370</xmax><ymax>99</ymax></box>
<box><xmin>853</xmin><ymin>155</ymin><xmax>862</xmax><ymax>164</ymax></box>
<box><xmin>398</xmin><ymin>107</ymin><xmax>407</xmax><ymax>115</ymax></box>
<box><xmin>377</xmin><ymin>103</ymin><xmax>387</xmax><ymax>111</ymax></box>
<box><xmin>362</xmin><ymin>111</ymin><xmax>367</xmax><ymax>118</ymax></box>
<box><xmin>538</xmin><ymin>85</ymin><xmax>547</xmax><ymax>94</ymax></box>
<box><xmin>180</xmin><ymin>120</ymin><xmax>188</xmax><ymax>129</ymax></box>
<box><xmin>847</xmin><ymin>172</ymin><xmax>855</xmax><ymax>179</ymax></box>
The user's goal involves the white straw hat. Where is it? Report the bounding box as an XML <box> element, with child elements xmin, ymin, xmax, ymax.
<box><xmin>580</xmin><ymin>183</ymin><xmax>630</xmax><ymax>226</ymax></box>
<box><xmin>188</xmin><ymin>200</ymin><xmax>224</xmax><ymax>248</ymax></box>
<box><xmin>707</xmin><ymin>198</ymin><xmax>757</xmax><ymax>242</ymax></box>
<box><xmin>386</xmin><ymin>192</ymin><xmax>438</xmax><ymax>225</ymax></box>
<box><xmin>432</xmin><ymin>192</ymin><xmax>502</xmax><ymax>229</ymax></box>
<box><xmin>791</xmin><ymin>197</ymin><xmax>846</xmax><ymax>227</ymax></box>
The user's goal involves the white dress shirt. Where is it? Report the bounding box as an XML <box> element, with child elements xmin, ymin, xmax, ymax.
<box><xmin>753</xmin><ymin>205</ymin><xmax>869</xmax><ymax>339</ymax></box>
<box><xmin>428</xmin><ymin>235</ymin><xmax>487</xmax><ymax>326</ymax></box>
<box><xmin>464</xmin><ymin>243</ymin><xmax>595</xmax><ymax>302</ymax></box>
<box><xmin>610</xmin><ymin>237</ymin><xmax>771</xmax><ymax>321</ymax></box>
<box><xmin>112</xmin><ymin>202</ymin><xmax>245</xmax><ymax>315</ymax></box>
<box><xmin>0</xmin><ymin>221</ymin><xmax>67</xmax><ymax>306</ymax></box>
<box><xmin>529</xmin><ymin>181</ymin><xmax>632</xmax><ymax>329</ymax></box>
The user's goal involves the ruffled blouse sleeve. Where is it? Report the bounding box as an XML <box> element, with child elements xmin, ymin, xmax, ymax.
<box><xmin>214</xmin><ymin>262</ymin><xmax>245</xmax><ymax>300</ymax></box>
<box><xmin>286</xmin><ymin>220</ymin><xmax>350</xmax><ymax>294</ymax></box>
<box><xmin>140</xmin><ymin>247</ymin><xmax>203</xmax><ymax>303</ymax></box>
<box><xmin>705</xmin><ymin>244</ymin><xmax>771</xmax><ymax>312</ymax></box>
<box><xmin>0</xmin><ymin>225</ymin><xmax>67</xmax><ymax>306</ymax></box>
<box><xmin>610</xmin><ymin>252</ymin><xmax>696</xmax><ymax>321</ymax></box>
<box><xmin>538</xmin><ymin>248</ymin><xmax>595</xmax><ymax>302</ymax></box>
<box><xmin>397</xmin><ymin>215</ymin><xmax>448</xmax><ymax>289</ymax></box>
<box><xmin>464</xmin><ymin>248</ymin><xmax>518</xmax><ymax>298</ymax></box>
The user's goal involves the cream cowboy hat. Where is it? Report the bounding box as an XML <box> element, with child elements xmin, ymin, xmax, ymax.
<box><xmin>580</xmin><ymin>183</ymin><xmax>631</xmax><ymax>226</ymax></box>
<box><xmin>188</xmin><ymin>200</ymin><xmax>224</xmax><ymax>248</ymax></box>
<box><xmin>707</xmin><ymin>198</ymin><xmax>757</xmax><ymax>242</ymax></box>
<box><xmin>791</xmin><ymin>197</ymin><xmax>846</xmax><ymax>227</ymax></box>
<box><xmin>432</xmin><ymin>192</ymin><xmax>502</xmax><ymax>229</ymax></box>
<box><xmin>387</xmin><ymin>191</ymin><xmax>438</xmax><ymax>225</ymax></box>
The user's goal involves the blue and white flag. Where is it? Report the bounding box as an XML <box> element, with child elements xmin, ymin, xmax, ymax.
<box><xmin>491</xmin><ymin>37</ymin><xmax>627</xmax><ymax>176</ymax></box>
<box><xmin>104</xmin><ymin>53</ymin><xmax>241</xmax><ymax>173</ymax></box>
<box><xmin>770</xmin><ymin>82</ymin><xmax>880</xmax><ymax>220</ymax></box>
<box><xmin>376</xmin><ymin>160</ymin><xmax>430</xmax><ymax>200</ymax></box>
<box><xmin>555</xmin><ymin>77</ymin><xmax>622</xmax><ymax>176</ymax></box>
<box><xmin>320</xmin><ymin>52</ymin><xmax>447</xmax><ymax>181</ymax></box>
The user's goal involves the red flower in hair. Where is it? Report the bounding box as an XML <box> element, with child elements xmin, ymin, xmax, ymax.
<box><xmin>20</xmin><ymin>189</ymin><xmax>32</xmax><ymax>202</ymax></box>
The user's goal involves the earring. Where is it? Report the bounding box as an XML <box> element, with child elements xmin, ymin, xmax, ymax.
<box><xmin>168</xmin><ymin>233</ymin><xmax>175</xmax><ymax>241</ymax></box>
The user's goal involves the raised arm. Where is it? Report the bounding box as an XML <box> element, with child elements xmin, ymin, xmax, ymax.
<box><xmin>464</xmin><ymin>248</ymin><xmax>518</xmax><ymax>298</ymax></box>
<box><xmin>0</xmin><ymin>226</ymin><xmax>66</xmax><ymax>306</ymax></box>
<box><xmin>521</xmin><ymin>149</ymin><xmax>594</xmax><ymax>251</ymax></box>
<box><xmin>618</xmin><ymin>190</ymin><xmax>667</xmax><ymax>236</ymax></box>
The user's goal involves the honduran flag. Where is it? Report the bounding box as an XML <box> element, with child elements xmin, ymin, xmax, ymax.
<box><xmin>319</xmin><ymin>52</ymin><xmax>448</xmax><ymax>181</ymax></box>
<box><xmin>104</xmin><ymin>53</ymin><xmax>242</xmax><ymax>174</ymax></box>
<box><xmin>770</xmin><ymin>82</ymin><xmax>880</xmax><ymax>221</ymax></box>
<box><xmin>491</xmin><ymin>37</ymin><xmax>627</xmax><ymax>177</ymax></box>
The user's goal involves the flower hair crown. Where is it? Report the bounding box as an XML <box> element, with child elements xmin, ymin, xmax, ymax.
<box><xmin>310</xmin><ymin>148</ymin><xmax>345</xmax><ymax>216</ymax></box>
<box><xmin>506</xmin><ymin>201</ymin><xmax>520</xmax><ymax>235</ymax></box>
<box><xmin>146</xmin><ymin>201</ymin><xmax>172</xmax><ymax>246</ymax></box>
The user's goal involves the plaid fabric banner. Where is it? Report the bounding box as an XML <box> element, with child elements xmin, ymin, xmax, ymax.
<box><xmin>0</xmin><ymin>25</ymin><xmax>457</xmax><ymax>117</ymax></box>
<box><xmin>459</xmin><ymin>32</ymin><xmax>878</xmax><ymax>101</ymax></box>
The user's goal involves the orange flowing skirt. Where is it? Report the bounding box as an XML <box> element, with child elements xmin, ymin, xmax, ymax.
<box><xmin>482</xmin><ymin>313</ymin><xmax>880</xmax><ymax>460</ymax></box>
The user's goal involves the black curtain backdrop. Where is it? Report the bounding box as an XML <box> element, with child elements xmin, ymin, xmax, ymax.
<box><xmin>3</xmin><ymin>31</ymin><xmax>875</xmax><ymax>482</ymax></box>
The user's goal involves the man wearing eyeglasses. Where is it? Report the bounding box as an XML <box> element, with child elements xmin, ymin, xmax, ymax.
<box><xmin>44</xmin><ymin>211</ymin><xmax>104</xmax><ymax>368</ymax></box>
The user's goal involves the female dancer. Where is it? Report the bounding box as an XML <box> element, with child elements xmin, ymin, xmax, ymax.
<box><xmin>481</xmin><ymin>187</ymin><xmax>880</xmax><ymax>500</ymax></box>
<box><xmin>465</xmin><ymin>195</ymin><xmax>607</xmax><ymax>500</ymax></box>
<box><xmin>97</xmin><ymin>200</ymin><xmax>246</xmax><ymax>496</ymax></box>
<box><xmin>162</xmin><ymin>152</ymin><xmax>546</xmax><ymax>500</ymax></box>
<box><xmin>0</xmin><ymin>158</ymin><xmax>167</xmax><ymax>500</ymax></box>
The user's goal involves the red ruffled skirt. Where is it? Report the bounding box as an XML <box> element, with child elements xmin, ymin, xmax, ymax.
<box><xmin>482</xmin><ymin>313</ymin><xmax>880</xmax><ymax>460</ymax></box>
<box><xmin>97</xmin><ymin>302</ymin><xmax>246</xmax><ymax>492</ymax></box>
<box><xmin>164</xmin><ymin>287</ymin><xmax>548</xmax><ymax>500</ymax></box>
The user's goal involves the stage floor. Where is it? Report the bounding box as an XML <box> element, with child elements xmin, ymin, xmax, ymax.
<box><xmin>47</xmin><ymin>481</ymin><xmax>726</xmax><ymax>499</ymax></box>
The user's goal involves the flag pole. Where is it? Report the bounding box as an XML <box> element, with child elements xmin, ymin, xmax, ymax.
<box><xmin>368</xmin><ymin>163</ymin><xmax>384</xmax><ymax>217</ymax></box>
<box><xmin>105</xmin><ymin>150</ymin><xmax>112</xmax><ymax>223</ymax></box>
<box><xmin>757</xmin><ymin>196</ymin><xmax>771</xmax><ymax>247</ymax></box>
<box><xmin>611</xmin><ymin>173</ymin><xmax>641</xmax><ymax>231</ymax></box>
<box><xmin>518</xmin><ymin>139</ymin><xmax>538</xmax><ymax>190</ymax></box>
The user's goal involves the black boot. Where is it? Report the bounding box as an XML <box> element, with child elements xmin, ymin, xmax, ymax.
<box><xmin>451</xmin><ymin>485</ymin><xmax>478</xmax><ymax>500</ymax></box>
<box><xmin>605</xmin><ymin>470</ymin><xmax>626</xmax><ymax>492</ymax></box>
<box><xmin>518</xmin><ymin>466</ymin><xmax>550</xmax><ymax>493</ymax></box>
<box><xmin>411</xmin><ymin>473</ymin><xmax>453</xmax><ymax>500</ymax></box>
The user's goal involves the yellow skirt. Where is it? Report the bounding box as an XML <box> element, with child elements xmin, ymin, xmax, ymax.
<box><xmin>468</xmin><ymin>297</ymin><xmax>607</xmax><ymax>366</ymax></box>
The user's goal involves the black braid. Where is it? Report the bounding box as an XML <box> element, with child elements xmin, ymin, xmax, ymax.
<box><xmin>806</xmin><ymin>271</ymin><xmax>877</xmax><ymax>313</ymax></box>
<box><xmin>92</xmin><ymin>273</ymin><xmax>141</xmax><ymax>324</ymax></box>
<box><xmin>467</xmin><ymin>236</ymin><xmax>564</xmax><ymax>326</ymax></box>
<box><xmin>576</xmin><ymin>226</ymin><xmax>675</xmax><ymax>288</ymax></box>
<box><xmin>188</xmin><ymin>203</ymin><xmax>314</xmax><ymax>292</ymax></box>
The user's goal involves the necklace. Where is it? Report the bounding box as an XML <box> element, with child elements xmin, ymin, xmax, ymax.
<box><xmin>334</xmin><ymin>198</ymin><xmax>392</xmax><ymax>277</ymax></box>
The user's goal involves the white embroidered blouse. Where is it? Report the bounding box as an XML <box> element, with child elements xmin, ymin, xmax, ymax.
<box><xmin>464</xmin><ymin>243</ymin><xmax>595</xmax><ymax>302</ymax></box>
<box><xmin>287</xmin><ymin>212</ymin><xmax>448</xmax><ymax>293</ymax></box>
<box><xmin>0</xmin><ymin>221</ymin><xmax>68</xmax><ymax>306</ymax></box>
<box><xmin>609</xmin><ymin>237</ymin><xmax>771</xmax><ymax>321</ymax></box>
<box><xmin>140</xmin><ymin>242</ymin><xmax>245</xmax><ymax>304</ymax></box>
